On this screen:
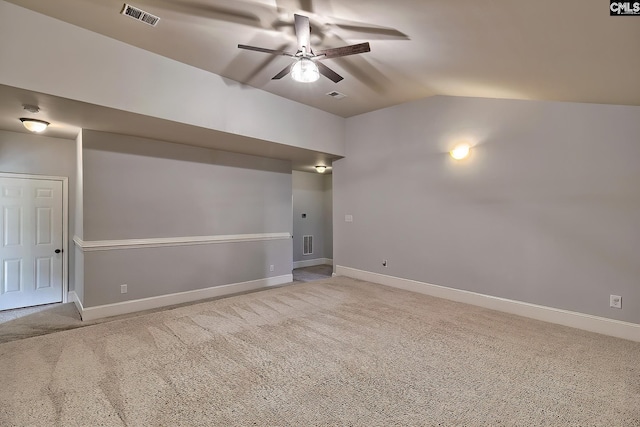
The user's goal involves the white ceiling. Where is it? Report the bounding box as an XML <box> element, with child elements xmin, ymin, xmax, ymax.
<box><xmin>1</xmin><ymin>0</ymin><xmax>638</xmax><ymax>171</ymax></box>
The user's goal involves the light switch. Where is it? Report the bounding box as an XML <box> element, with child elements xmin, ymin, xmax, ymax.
<box><xmin>345</xmin><ymin>214</ymin><xmax>353</xmax><ymax>222</ymax></box>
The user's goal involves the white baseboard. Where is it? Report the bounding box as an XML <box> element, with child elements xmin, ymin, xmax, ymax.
<box><xmin>336</xmin><ymin>266</ymin><xmax>640</xmax><ymax>343</ymax></box>
<box><xmin>68</xmin><ymin>290</ymin><xmax>84</xmax><ymax>315</ymax></box>
<box><xmin>293</xmin><ymin>258</ymin><xmax>333</xmax><ymax>269</ymax></box>
<box><xmin>79</xmin><ymin>274</ymin><xmax>293</xmax><ymax>322</ymax></box>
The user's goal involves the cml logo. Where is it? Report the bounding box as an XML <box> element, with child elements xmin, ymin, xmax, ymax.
<box><xmin>610</xmin><ymin>1</ymin><xmax>640</xmax><ymax>15</ymax></box>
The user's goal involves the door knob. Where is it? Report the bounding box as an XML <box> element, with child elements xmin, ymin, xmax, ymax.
<box><xmin>55</xmin><ymin>249</ymin><xmax>62</xmax><ymax>254</ymax></box>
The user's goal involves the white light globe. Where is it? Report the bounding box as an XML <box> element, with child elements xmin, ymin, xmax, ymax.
<box><xmin>291</xmin><ymin>58</ymin><xmax>320</xmax><ymax>83</ymax></box>
<box><xmin>20</xmin><ymin>118</ymin><xmax>49</xmax><ymax>133</ymax></box>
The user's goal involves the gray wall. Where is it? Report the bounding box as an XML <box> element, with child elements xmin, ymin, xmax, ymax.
<box><xmin>80</xmin><ymin>130</ymin><xmax>292</xmax><ymax>307</ymax></box>
<box><xmin>0</xmin><ymin>130</ymin><xmax>77</xmax><ymax>292</ymax></box>
<box><xmin>323</xmin><ymin>175</ymin><xmax>333</xmax><ymax>260</ymax></box>
<box><xmin>335</xmin><ymin>96</ymin><xmax>640</xmax><ymax>324</ymax></box>
<box><xmin>74</xmin><ymin>132</ymin><xmax>84</xmax><ymax>302</ymax></box>
<box><xmin>292</xmin><ymin>171</ymin><xmax>332</xmax><ymax>263</ymax></box>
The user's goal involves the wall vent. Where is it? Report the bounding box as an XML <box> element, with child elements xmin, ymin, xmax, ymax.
<box><xmin>303</xmin><ymin>235</ymin><xmax>313</xmax><ymax>255</ymax></box>
<box><xmin>326</xmin><ymin>91</ymin><xmax>347</xmax><ymax>100</ymax></box>
<box><xmin>121</xmin><ymin>4</ymin><xmax>160</xmax><ymax>26</ymax></box>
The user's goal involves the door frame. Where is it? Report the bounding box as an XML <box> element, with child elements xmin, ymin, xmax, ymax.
<box><xmin>0</xmin><ymin>172</ymin><xmax>69</xmax><ymax>304</ymax></box>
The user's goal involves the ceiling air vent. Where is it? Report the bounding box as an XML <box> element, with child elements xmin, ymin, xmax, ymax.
<box><xmin>121</xmin><ymin>4</ymin><xmax>160</xmax><ymax>26</ymax></box>
<box><xmin>326</xmin><ymin>91</ymin><xmax>347</xmax><ymax>100</ymax></box>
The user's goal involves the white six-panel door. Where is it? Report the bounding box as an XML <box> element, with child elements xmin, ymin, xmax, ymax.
<box><xmin>0</xmin><ymin>177</ymin><xmax>63</xmax><ymax>311</ymax></box>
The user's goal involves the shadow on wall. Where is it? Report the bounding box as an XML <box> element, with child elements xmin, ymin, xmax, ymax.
<box><xmin>82</xmin><ymin>130</ymin><xmax>292</xmax><ymax>174</ymax></box>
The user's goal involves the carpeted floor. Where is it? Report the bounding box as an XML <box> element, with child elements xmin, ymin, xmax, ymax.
<box><xmin>1</xmin><ymin>276</ymin><xmax>638</xmax><ymax>426</ymax></box>
<box><xmin>0</xmin><ymin>266</ymin><xmax>333</xmax><ymax>344</ymax></box>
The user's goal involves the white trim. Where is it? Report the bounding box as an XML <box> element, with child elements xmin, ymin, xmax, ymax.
<box><xmin>79</xmin><ymin>274</ymin><xmax>293</xmax><ymax>321</ymax></box>
<box><xmin>335</xmin><ymin>266</ymin><xmax>640</xmax><ymax>343</ymax></box>
<box><xmin>293</xmin><ymin>258</ymin><xmax>333</xmax><ymax>269</ymax></box>
<box><xmin>68</xmin><ymin>290</ymin><xmax>83</xmax><ymax>315</ymax></box>
<box><xmin>0</xmin><ymin>172</ymin><xmax>69</xmax><ymax>304</ymax></box>
<box><xmin>73</xmin><ymin>232</ymin><xmax>292</xmax><ymax>252</ymax></box>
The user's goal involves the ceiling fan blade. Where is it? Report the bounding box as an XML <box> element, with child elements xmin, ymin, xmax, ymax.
<box><xmin>272</xmin><ymin>63</ymin><xmax>295</xmax><ymax>80</ymax></box>
<box><xmin>321</xmin><ymin>34</ymin><xmax>388</xmax><ymax>93</ymax></box>
<box><xmin>238</xmin><ymin>45</ymin><xmax>294</xmax><ymax>56</ymax></box>
<box><xmin>294</xmin><ymin>14</ymin><xmax>311</xmax><ymax>51</ymax></box>
<box><xmin>316</xmin><ymin>42</ymin><xmax>371</xmax><ymax>59</ymax></box>
<box><xmin>240</xmin><ymin>43</ymin><xmax>293</xmax><ymax>83</ymax></box>
<box><xmin>316</xmin><ymin>62</ymin><xmax>343</xmax><ymax>83</ymax></box>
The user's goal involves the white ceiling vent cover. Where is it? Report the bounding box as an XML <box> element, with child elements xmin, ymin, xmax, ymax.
<box><xmin>121</xmin><ymin>4</ymin><xmax>160</xmax><ymax>26</ymax></box>
<box><xmin>326</xmin><ymin>91</ymin><xmax>347</xmax><ymax>100</ymax></box>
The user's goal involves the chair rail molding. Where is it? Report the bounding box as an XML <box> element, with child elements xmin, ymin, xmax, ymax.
<box><xmin>73</xmin><ymin>232</ymin><xmax>292</xmax><ymax>251</ymax></box>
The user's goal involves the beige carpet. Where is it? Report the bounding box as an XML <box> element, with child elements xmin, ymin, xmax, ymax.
<box><xmin>0</xmin><ymin>277</ymin><xmax>638</xmax><ymax>426</ymax></box>
<box><xmin>0</xmin><ymin>266</ymin><xmax>332</xmax><ymax>345</ymax></box>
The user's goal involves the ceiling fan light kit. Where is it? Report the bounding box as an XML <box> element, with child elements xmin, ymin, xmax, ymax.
<box><xmin>291</xmin><ymin>58</ymin><xmax>320</xmax><ymax>83</ymax></box>
<box><xmin>238</xmin><ymin>14</ymin><xmax>370</xmax><ymax>84</ymax></box>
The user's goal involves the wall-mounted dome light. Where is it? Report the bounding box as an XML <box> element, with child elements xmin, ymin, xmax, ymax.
<box><xmin>315</xmin><ymin>165</ymin><xmax>327</xmax><ymax>173</ymax></box>
<box><xmin>20</xmin><ymin>118</ymin><xmax>50</xmax><ymax>133</ymax></box>
<box><xmin>450</xmin><ymin>142</ymin><xmax>471</xmax><ymax>160</ymax></box>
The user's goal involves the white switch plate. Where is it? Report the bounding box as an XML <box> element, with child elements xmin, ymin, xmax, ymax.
<box><xmin>121</xmin><ymin>284</ymin><xmax>128</xmax><ymax>294</ymax></box>
<box><xmin>269</xmin><ymin>265</ymin><xmax>274</xmax><ymax>272</ymax></box>
<box><xmin>610</xmin><ymin>295</ymin><xmax>622</xmax><ymax>309</ymax></box>
<box><xmin>345</xmin><ymin>214</ymin><xmax>353</xmax><ymax>222</ymax></box>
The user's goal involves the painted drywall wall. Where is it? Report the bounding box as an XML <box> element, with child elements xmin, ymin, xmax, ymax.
<box><xmin>292</xmin><ymin>171</ymin><xmax>332</xmax><ymax>263</ymax></box>
<box><xmin>74</xmin><ymin>132</ymin><xmax>84</xmax><ymax>302</ymax></box>
<box><xmin>82</xmin><ymin>240</ymin><xmax>291</xmax><ymax>307</ymax></box>
<box><xmin>79</xmin><ymin>130</ymin><xmax>292</xmax><ymax>307</ymax></box>
<box><xmin>323</xmin><ymin>174</ymin><xmax>333</xmax><ymax>260</ymax></box>
<box><xmin>0</xmin><ymin>130</ymin><xmax>77</xmax><ymax>292</ymax></box>
<box><xmin>82</xmin><ymin>130</ymin><xmax>292</xmax><ymax>240</ymax></box>
<box><xmin>0</xmin><ymin>1</ymin><xmax>344</xmax><ymax>157</ymax></box>
<box><xmin>336</xmin><ymin>96</ymin><xmax>640</xmax><ymax>324</ymax></box>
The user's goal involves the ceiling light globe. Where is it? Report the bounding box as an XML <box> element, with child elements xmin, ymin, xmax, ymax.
<box><xmin>450</xmin><ymin>143</ymin><xmax>471</xmax><ymax>160</ymax></box>
<box><xmin>20</xmin><ymin>118</ymin><xmax>50</xmax><ymax>133</ymax></box>
<box><xmin>315</xmin><ymin>165</ymin><xmax>327</xmax><ymax>173</ymax></box>
<box><xmin>291</xmin><ymin>58</ymin><xmax>320</xmax><ymax>83</ymax></box>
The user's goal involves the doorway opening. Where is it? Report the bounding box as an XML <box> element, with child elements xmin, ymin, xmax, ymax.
<box><xmin>292</xmin><ymin>170</ymin><xmax>333</xmax><ymax>281</ymax></box>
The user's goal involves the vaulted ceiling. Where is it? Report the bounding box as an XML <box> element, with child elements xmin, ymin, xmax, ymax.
<box><xmin>6</xmin><ymin>0</ymin><xmax>640</xmax><ymax>118</ymax></box>
<box><xmin>1</xmin><ymin>0</ymin><xmax>638</xmax><ymax>172</ymax></box>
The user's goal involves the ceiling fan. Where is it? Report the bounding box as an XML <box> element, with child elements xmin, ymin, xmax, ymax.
<box><xmin>238</xmin><ymin>14</ymin><xmax>370</xmax><ymax>83</ymax></box>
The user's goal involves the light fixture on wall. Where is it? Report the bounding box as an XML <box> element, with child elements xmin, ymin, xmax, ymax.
<box><xmin>450</xmin><ymin>142</ymin><xmax>471</xmax><ymax>160</ymax></box>
<box><xmin>291</xmin><ymin>58</ymin><xmax>320</xmax><ymax>83</ymax></box>
<box><xmin>315</xmin><ymin>165</ymin><xmax>327</xmax><ymax>173</ymax></box>
<box><xmin>20</xmin><ymin>118</ymin><xmax>50</xmax><ymax>133</ymax></box>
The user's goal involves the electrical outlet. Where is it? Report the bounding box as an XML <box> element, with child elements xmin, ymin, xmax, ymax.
<box><xmin>382</xmin><ymin>260</ymin><xmax>388</xmax><ymax>267</ymax></box>
<box><xmin>121</xmin><ymin>284</ymin><xmax>128</xmax><ymax>294</ymax></box>
<box><xmin>269</xmin><ymin>265</ymin><xmax>274</xmax><ymax>272</ymax></box>
<box><xmin>610</xmin><ymin>295</ymin><xmax>622</xmax><ymax>309</ymax></box>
